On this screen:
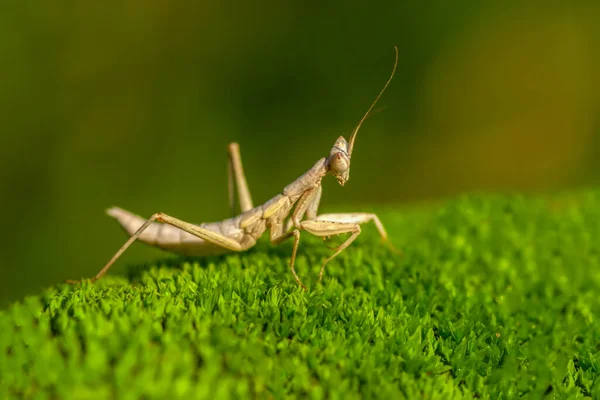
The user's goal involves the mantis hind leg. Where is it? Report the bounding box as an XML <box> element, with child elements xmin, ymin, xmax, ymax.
<box><xmin>66</xmin><ymin>212</ymin><xmax>244</xmax><ymax>284</ymax></box>
<box><xmin>228</xmin><ymin>142</ymin><xmax>254</xmax><ymax>215</ymax></box>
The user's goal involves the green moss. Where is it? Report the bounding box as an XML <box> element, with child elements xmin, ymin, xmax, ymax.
<box><xmin>2</xmin><ymin>191</ymin><xmax>600</xmax><ymax>399</ymax></box>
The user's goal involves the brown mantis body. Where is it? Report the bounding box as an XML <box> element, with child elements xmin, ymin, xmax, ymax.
<box><xmin>68</xmin><ymin>48</ymin><xmax>400</xmax><ymax>289</ymax></box>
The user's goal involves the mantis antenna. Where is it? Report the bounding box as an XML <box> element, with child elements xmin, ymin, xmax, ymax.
<box><xmin>348</xmin><ymin>46</ymin><xmax>399</xmax><ymax>156</ymax></box>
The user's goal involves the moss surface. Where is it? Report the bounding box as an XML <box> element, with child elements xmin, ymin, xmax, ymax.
<box><xmin>2</xmin><ymin>192</ymin><xmax>600</xmax><ymax>399</ymax></box>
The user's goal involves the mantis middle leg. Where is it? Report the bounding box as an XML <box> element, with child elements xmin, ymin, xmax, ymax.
<box><xmin>269</xmin><ymin>221</ymin><xmax>306</xmax><ymax>289</ymax></box>
<box><xmin>301</xmin><ymin>212</ymin><xmax>401</xmax><ymax>283</ymax></box>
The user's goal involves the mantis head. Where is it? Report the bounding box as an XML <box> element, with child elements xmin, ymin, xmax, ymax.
<box><xmin>328</xmin><ymin>136</ymin><xmax>351</xmax><ymax>185</ymax></box>
<box><xmin>327</xmin><ymin>46</ymin><xmax>399</xmax><ymax>187</ymax></box>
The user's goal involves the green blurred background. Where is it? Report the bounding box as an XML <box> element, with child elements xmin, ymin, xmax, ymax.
<box><xmin>1</xmin><ymin>2</ymin><xmax>599</xmax><ymax>306</ymax></box>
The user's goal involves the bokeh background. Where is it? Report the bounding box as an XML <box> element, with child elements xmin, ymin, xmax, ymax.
<box><xmin>1</xmin><ymin>2</ymin><xmax>599</xmax><ymax>306</ymax></box>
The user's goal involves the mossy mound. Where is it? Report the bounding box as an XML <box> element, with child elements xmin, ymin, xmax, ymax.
<box><xmin>2</xmin><ymin>192</ymin><xmax>600</xmax><ymax>399</ymax></box>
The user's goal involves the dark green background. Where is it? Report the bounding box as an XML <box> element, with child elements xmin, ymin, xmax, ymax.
<box><xmin>1</xmin><ymin>1</ymin><xmax>599</xmax><ymax>306</ymax></box>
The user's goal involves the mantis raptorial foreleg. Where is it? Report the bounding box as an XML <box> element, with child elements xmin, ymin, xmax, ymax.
<box><xmin>301</xmin><ymin>212</ymin><xmax>401</xmax><ymax>282</ymax></box>
<box><xmin>228</xmin><ymin>142</ymin><xmax>254</xmax><ymax>215</ymax></box>
<box><xmin>66</xmin><ymin>212</ymin><xmax>244</xmax><ymax>284</ymax></box>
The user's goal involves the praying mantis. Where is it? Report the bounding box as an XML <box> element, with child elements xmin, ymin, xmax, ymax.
<box><xmin>67</xmin><ymin>47</ymin><xmax>400</xmax><ymax>289</ymax></box>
